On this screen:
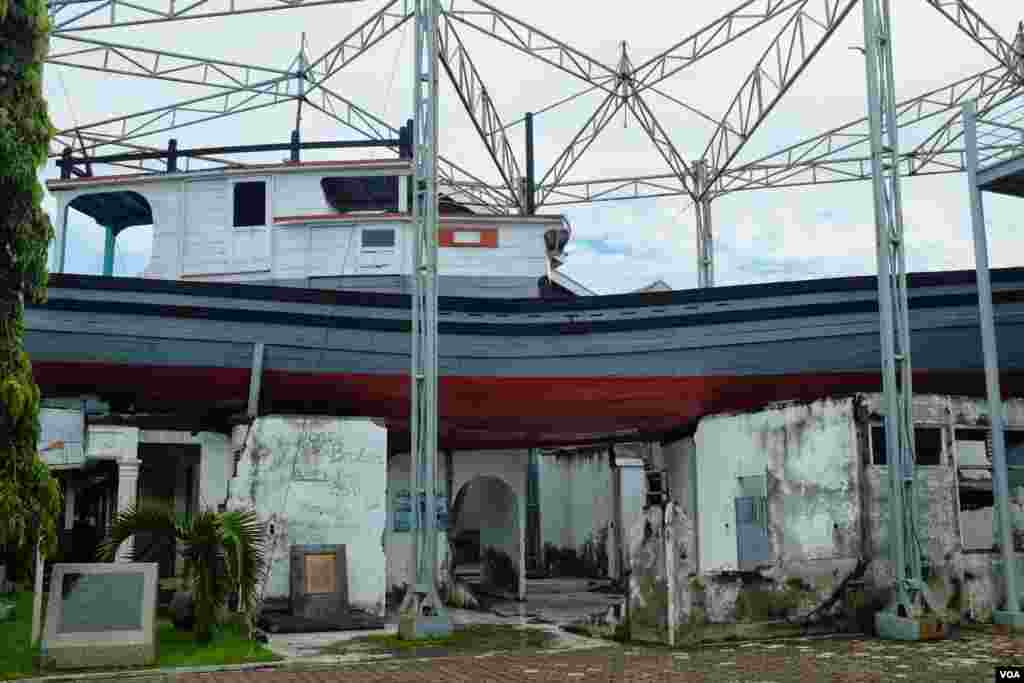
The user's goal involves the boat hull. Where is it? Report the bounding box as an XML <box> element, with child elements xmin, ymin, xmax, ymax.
<box><xmin>25</xmin><ymin>269</ymin><xmax>1024</xmax><ymax>448</ymax></box>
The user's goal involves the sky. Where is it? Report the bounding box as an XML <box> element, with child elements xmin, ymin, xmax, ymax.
<box><xmin>40</xmin><ymin>0</ymin><xmax>1024</xmax><ymax>294</ymax></box>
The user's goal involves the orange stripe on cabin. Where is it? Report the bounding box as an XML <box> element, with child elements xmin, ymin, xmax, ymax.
<box><xmin>439</xmin><ymin>228</ymin><xmax>498</xmax><ymax>248</ymax></box>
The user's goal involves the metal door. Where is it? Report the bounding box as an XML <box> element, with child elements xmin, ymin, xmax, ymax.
<box><xmin>736</xmin><ymin>496</ymin><xmax>770</xmax><ymax>570</ymax></box>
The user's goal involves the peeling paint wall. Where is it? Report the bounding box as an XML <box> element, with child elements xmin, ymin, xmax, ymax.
<box><xmin>538</xmin><ymin>446</ymin><xmax>614</xmax><ymax>576</ymax></box>
<box><xmin>860</xmin><ymin>393</ymin><xmax>1024</xmax><ymax>622</ymax></box>
<box><xmin>695</xmin><ymin>398</ymin><xmax>860</xmax><ymax>573</ymax></box>
<box><xmin>227</xmin><ymin>416</ymin><xmax>387</xmax><ymax>615</ymax></box>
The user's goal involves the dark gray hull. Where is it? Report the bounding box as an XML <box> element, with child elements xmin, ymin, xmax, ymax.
<box><xmin>24</xmin><ymin>269</ymin><xmax>1024</xmax><ymax>448</ymax></box>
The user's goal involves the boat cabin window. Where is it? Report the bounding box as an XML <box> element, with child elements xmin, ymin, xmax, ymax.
<box><xmin>321</xmin><ymin>176</ymin><xmax>398</xmax><ymax>213</ymax></box>
<box><xmin>361</xmin><ymin>229</ymin><xmax>395</xmax><ymax>248</ymax></box>
<box><xmin>233</xmin><ymin>181</ymin><xmax>266</xmax><ymax>227</ymax></box>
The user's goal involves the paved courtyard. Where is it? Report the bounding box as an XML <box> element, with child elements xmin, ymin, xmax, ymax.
<box><xmin>178</xmin><ymin>629</ymin><xmax>1024</xmax><ymax>682</ymax></box>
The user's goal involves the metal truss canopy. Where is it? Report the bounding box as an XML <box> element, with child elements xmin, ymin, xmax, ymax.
<box><xmin>45</xmin><ymin>0</ymin><xmax>1024</xmax><ymax>253</ymax></box>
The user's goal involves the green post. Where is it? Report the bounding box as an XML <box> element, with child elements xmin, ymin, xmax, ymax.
<box><xmin>102</xmin><ymin>226</ymin><xmax>116</xmax><ymax>276</ymax></box>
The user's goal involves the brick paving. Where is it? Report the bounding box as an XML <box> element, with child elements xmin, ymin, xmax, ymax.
<box><xmin>178</xmin><ymin>630</ymin><xmax>1024</xmax><ymax>682</ymax></box>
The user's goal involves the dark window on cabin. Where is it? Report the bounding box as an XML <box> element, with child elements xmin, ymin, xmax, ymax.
<box><xmin>321</xmin><ymin>176</ymin><xmax>398</xmax><ymax>213</ymax></box>
<box><xmin>233</xmin><ymin>181</ymin><xmax>266</xmax><ymax>227</ymax></box>
<box><xmin>362</xmin><ymin>229</ymin><xmax>395</xmax><ymax>248</ymax></box>
<box><xmin>870</xmin><ymin>425</ymin><xmax>942</xmax><ymax>466</ymax></box>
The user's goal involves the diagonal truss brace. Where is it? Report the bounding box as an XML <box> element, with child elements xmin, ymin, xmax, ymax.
<box><xmin>712</xmin><ymin>66</ymin><xmax>1020</xmax><ymax>196</ymax></box>
<box><xmin>624</xmin><ymin>89</ymin><xmax>695</xmax><ymax>200</ymax></box>
<box><xmin>306</xmin><ymin>0</ymin><xmax>412</xmax><ymax>88</ymax></box>
<box><xmin>701</xmin><ymin>0</ymin><xmax>859</xmax><ymax>197</ymax></box>
<box><xmin>49</xmin><ymin>0</ymin><xmax>366</xmax><ymax>34</ymax></box>
<box><xmin>633</xmin><ymin>0</ymin><xmax>804</xmax><ymax>91</ymax></box>
<box><xmin>47</xmin><ymin>35</ymin><xmax>296</xmax><ymax>91</ymax></box>
<box><xmin>438</xmin><ymin>14</ymin><xmax>523</xmax><ymax>208</ymax></box>
<box><xmin>923</xmin><ymin>1</ymin><xmax>1019</xmax><ymax>75</ymax></box>
<box><xmin>305</xmin><ymin>84</ymin><xmax>514</xmax><ymax>212</ymax></box>
<box><xmin>535</xmin><ymin>88</ymin><xmax>628</xmax><ymax>208</ymax></box>
<box><xmin>50</xmin><ymin>77</ymin><xmax>295</xmax><ymax>156</ymax></box>
<box><xmin>442</xmin><ymin>0</ymin><xmax>618</xmax><ymax>90</ymax></box>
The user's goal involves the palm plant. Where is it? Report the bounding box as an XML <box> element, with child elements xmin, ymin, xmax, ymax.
<box><xmin>97</xmin><ymin>501</ymin><xmax>267</xmax><ymax>643</ymax></box>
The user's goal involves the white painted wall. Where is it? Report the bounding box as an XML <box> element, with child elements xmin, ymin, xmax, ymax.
<box><xmin>54</xmin><ymin>169</ymin><xmax>562</xmax><ymax>284</ymax></box>
<box><xmin>227</xmin><ymin>416</ymin><xmax>387</xmax><ymax>615</ymax></box>
<box><xmin>695</xmin><ymin>398</ymin><xmax>858</xmax><ymax>572</ymax></box>
<box><xmin>537</xmin><ymin>449</ymin><xmax>614</xmax><ymax>554</ymax></box>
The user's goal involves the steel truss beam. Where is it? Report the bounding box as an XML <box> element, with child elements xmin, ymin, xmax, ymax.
<box><xmin>305</xmin><ymin>0</ymin><xmax>412</xmax><ymax>87</ymax></box>
<box><xmin>438</xmin><ymin>14</ymin><xmax>523</xmax><ymax>208</ymax></box>
<box><xmin>50</xmin><ymin>77</ymin><xmax>294</xmax><ymax>157</ymax></box>
<box><xmin>632</xmin><ymin>0</ymin><xmax>804</xmax><ymax>91</ymax></box>
<box><xmin>624</xmin><ymin>89</ymin><xmax>695</xmax><ymax>199</ymax></box>
<box><xmin>535</xmin><ymin>141</ymin><xmax>1019</xmax><ymax>205</ymax></box>
<box><xmin>47</xmin><ymin>36</ymin><xmax>296</xmax><ymax>90</ymax></box>
<box><xmin>710</xmin><ymin>66</ymin><xmax>1019</xmax><ymax>196</ymax></box>
<box><xmin>534</xmin><ymin>88</ymin><xmax>628</xmax><ymax>208</ymax></box>
<box><xmin>48</xmin><ymin>0</ymin><xmax>366</xmax><ymax>34</ymax></box>
<box><xmin>297</xmin><ymin>84</ymin><xmax>515</xmax><ymax>212</ymax></box>
<box><xmin>701</xmin><ymin>0</ymin><xmax>859</xmax><ymax>197</ymax></box>
<box><xmin>441</xmin><ymin>0</ymin><xmax>618</xmax><ymax>89</ymax></box>
<box><xmin>923</xmin><ymin>1</ymin><xmax>1019</xmax><ymax>75</ymax></box>
<box><xmin>906</xmin><ymin>76</ymin><xmax>1023</xmax><ymax>176</ymax></box>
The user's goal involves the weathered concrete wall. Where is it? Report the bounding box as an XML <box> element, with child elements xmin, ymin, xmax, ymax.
<box><xmin>227</xmin><ymin>416</ymin><xmax>387</xmax><ymax>615</ymax></box>
<box><xmin>538</xmin><ymin>446</ymin><xmax>614</xmax><ymax>576</ymax></box>
<box><xmin>860</xmin><ymin>393</ymin><xmax>1024</xmax><ymax>622</ymax></box>
<box><xmin>695</xmin><ymin>398</ymin><xmax>860</xmax><ymax>573</ymax></box>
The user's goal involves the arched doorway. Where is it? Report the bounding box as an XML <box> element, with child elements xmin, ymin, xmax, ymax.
<box><xmin>57</xmin><ymin>191</ymin><xmax>153</xmax><ymax>275</ymax></box>
<box><xmin>449</xmin><ymin>475</ymin><xmax>523</xmax><ymax>599</ymax></box>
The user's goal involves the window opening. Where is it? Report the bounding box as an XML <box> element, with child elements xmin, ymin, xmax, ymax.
<box><xmin>233</xmin><ymin>181</ymin><xmax>266</xmax><ymax>227</ymax></box>
<box><xmin>361</xmin><ymin>229</ymin><xmax>395</xmax><ymax>248</ymax></box>
<box><xmin>321</xmin><ymin>176</ymin><xmax>398</xmax><ymax>213</ymax></box>
<box><xmin>869</xmin><ymin>424</ymin><xmax>943</xmax><ymax>466</ymax></box>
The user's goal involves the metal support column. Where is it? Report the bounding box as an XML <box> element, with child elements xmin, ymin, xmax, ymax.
<box><xmin>863</xmin><ymin>0</ymin><xmax>936</xmax><ymax>640</ymax></box>
<box><xmin>399</xmin><ymin>0</ymin><xmax>451</xmax><ymax>640</ymax></box>
<box><xmin>102</xmin><ymin>226</ymin><xmax>116</xmax><ymax>276</ymax></box>
<box><xmin>695</xmin><ymin>160</ymin><xmax>713</xmax><ymax>288</ymax></box>
<box><xmin>964</xmin><ymin>101</ymin><xmax>1023</xmax><ymax>626</ymax></box>
<box><xmin>525</xmin><ymin>112</ymin><xmax>536</xmax><ymax>215</ymax></box>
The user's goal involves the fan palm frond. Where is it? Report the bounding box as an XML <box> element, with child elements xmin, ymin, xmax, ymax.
<box><xmin>96</xmin><ymin>500</ymin><xmax>179</xmax><ymax>562</ymax></box>
<box><xmin>218</xmin><ymin>509</ymin><xmax>267</xmax><ymax>614</ymax></box>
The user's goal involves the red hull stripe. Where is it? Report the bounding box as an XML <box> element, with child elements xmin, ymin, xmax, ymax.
<box><xmin>31</xmin><ymin>360</ymin><xmax>1024</xmax><ymax>448</ymax></box>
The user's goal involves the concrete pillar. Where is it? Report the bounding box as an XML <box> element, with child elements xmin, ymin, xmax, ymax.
<box><xmin>665</xmin><ymin>501</ymin><xmax>677</xmax><ymax>647</ymax></box>
<box><xmin>519</xmin><ymin>486</ymin><xmax>527</xmax><ymax>602</ymax></box>
<box><xmin>64</xmin><ymin>484</ymin><xmax>76</xmax><ymax>531</ymax></box>
<box><xmin>85</xmin><ymin>425</ymin><xmax>140</xmax><ymax>560</ymax></box>
<box><xmin>116</xmin><ymin>457</ymin><xmax>141</xmax><ymax>562</ymax></box>
<box><xmin>609</xmin><ymin>448</ymin><xmax>622</xmax><ymax>580</ymax></box>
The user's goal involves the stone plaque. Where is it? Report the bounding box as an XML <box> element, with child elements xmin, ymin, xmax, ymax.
<box><xmin>59</xmin><ymin>572</ymin><xmax>145</xmax><ymax>633</ymax></box>
<box><xmin>290</xmin><ymin>545</ymin><xmax>347</xmax><ymax>621</ymax></box>
<box><xmin>304</xmin><ymin>554</ymin><xmax>336</xmax><ymax>595</ymax></box>
<box><xmin>42</xmin><ymin>563</ymin><xmax>158</xmax><ymax>670</ymax></box>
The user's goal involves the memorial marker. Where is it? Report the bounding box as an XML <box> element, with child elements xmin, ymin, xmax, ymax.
<box><xmin>41</xmin><ymin>563</ymin><xmax>158</xmax><ymax>669</ymax></box>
